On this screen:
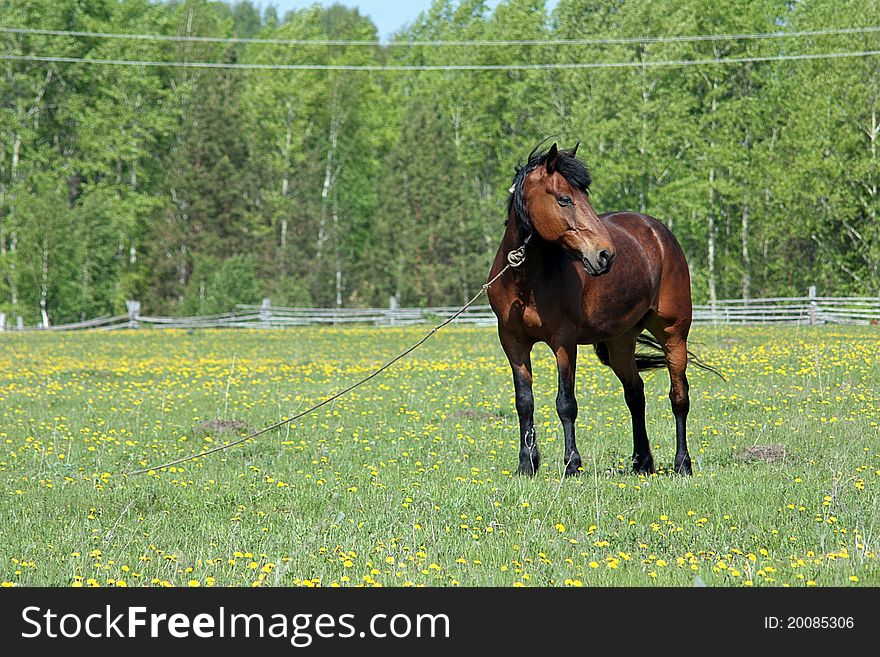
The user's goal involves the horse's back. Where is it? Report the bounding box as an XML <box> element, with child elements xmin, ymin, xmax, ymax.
<box><xmin>601</xmin><ymin>211</ymin><xmax>682</xmax><ymax>249</ymax></box>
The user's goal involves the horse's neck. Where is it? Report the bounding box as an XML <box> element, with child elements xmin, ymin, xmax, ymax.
<box><xmin>502</xmin><ymin>219</ymin><xmax>527</xmax><ymax>254</ymax></box>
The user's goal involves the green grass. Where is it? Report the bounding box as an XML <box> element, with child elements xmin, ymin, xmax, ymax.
<box><xmin>1</xmin><ymin>324</ymin><xmax>878</xmax><ymax>587</ymax></box>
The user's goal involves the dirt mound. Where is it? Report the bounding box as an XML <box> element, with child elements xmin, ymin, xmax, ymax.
<box><xmin>193</xmin><ymin>419</ymin><xmax>253</xmax><ymax>435</ymax></box>
<box><xmin>448</xmin><ymin>408</ymin><xmax>505</xmax><ymax>421</ymax></box>
<box><xmin>736</xmin><ymin>444</ymin><xmax>786</xmax><ymax>463</ymax></box>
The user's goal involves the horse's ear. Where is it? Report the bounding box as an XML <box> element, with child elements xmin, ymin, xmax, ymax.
<box><xmin>559</xmin><ymin>142</ymin><xmax>579</xmax><ymax>158</ymax></box>
<box><xmin>546</xmin><ymin>143</ymin><xmax>559</xmax><ymax>175</ymax></box>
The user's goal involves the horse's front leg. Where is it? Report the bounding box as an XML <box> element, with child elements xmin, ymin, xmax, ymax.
<box><xmin>553</xmin><ymin>337</ymin><xmax>582</xmax><ymax>476</ymax></box>
<box><xmin>500</xmin><ymin>331</ymin><xmax>538</xmax><ymax>475</ymax></box>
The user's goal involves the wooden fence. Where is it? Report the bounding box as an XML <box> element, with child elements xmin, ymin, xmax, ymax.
<box><xmin>692</xmin><ymin>295</ymin><xmax>880</xmax><ymax>325</ymax></box>
<box><xmin>2</xmin><ymin>294</ymin><xmax>879</xmax><ymax>332</ymax></box>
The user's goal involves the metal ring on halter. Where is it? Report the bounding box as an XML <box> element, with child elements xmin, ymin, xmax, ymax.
<box><xmin>507</xmin><ymin>246</ymin><xmax>526</xmax><ymax>268</ymax></box>
<box><xmin>506</xmin><ymin>232</ymin><xmax>531</xmax><ymax>268</ymax></box>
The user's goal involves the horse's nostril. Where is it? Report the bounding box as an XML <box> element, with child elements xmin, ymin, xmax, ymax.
<box><xmin>597</xmin><ymin>249</ymin><xmax>612</xmax><ymax>268</ymax></box>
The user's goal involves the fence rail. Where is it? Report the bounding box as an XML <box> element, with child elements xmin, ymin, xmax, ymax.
<box><xmin>2</xmin><ymin>294</ymin><xmax>879</xmax><ymax>332</ymax></box>
<box><xmin>691</xmin><ymin>295</ymin><xmax>880</xmax><ymax>325</ymax></box>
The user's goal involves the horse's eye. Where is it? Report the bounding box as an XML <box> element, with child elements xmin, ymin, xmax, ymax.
<box><xmin>557</xmin><ymin>195</ymin><xmax>573</xmax><ymax>207</ymax></box>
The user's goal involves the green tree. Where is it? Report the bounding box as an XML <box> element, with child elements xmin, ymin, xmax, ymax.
<box><xmin>773</xmin><ymin>0</ymin><xmax>880</xmax><ymax>294</ymax></box>
<box><xmin>146</xmin><ymin>2</ymin><xmax>260</xmax><ymax>312</ymax></box>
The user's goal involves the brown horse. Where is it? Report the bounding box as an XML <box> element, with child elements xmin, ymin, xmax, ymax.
<box><xmin>487</xmin><ymin>143</ymin><xmax>719</xmax><ymax>477</ymax></box>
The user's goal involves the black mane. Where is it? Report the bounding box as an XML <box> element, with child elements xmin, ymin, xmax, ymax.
<box><xmin>506</xmin><ymin>144</ymin><xmax>592</xmax><ymax>241</ymax></box>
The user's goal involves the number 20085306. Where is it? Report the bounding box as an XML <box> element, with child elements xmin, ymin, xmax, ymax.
<box><xmin>764</xmin><ymin>617</ymin><xmax>854</xmax><ymax>629</ymax></box>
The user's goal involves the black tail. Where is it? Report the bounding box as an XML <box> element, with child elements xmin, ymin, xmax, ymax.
<box><xmin>593</xmin><ymin>333</ymin><xmax>726</xmax><ymax>380</ymax></box>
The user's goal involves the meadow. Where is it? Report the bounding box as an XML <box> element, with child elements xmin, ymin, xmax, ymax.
<box><xmin>0</xmin><ymin>324</ymin><xmax>878</xmax><ymax>587</ymax></box>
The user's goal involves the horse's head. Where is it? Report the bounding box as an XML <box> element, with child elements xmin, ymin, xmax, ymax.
<box><xmin>512</xmin><ymin>143</ymin><xmax>616</xmax><ymax>276</ymax></box>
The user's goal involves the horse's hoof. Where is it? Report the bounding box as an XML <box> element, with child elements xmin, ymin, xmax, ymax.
<box><xmin>517</xmin><ymin>452</ymin><xmax>540</xmax><ymax>476</ymax></box>
<box><xmin>632</xmin><ymin>454</ymin><xmax>655</xmax><ymax>475</ymax></box>
<box><xmin>564</xmin><ymin>452</ymin><xmax>583</xmax><ymax>476</ymax></box>
<box><xmin>674</xmin><ymin>454</ymin><xmax>693</xmax><ymax>475</ymax></box>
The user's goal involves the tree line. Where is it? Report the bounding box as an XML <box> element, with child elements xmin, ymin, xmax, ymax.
<box><xmin>2</xmin><ymin>0</ymin><xmax>879</xmax><ymax>324</ymax></box>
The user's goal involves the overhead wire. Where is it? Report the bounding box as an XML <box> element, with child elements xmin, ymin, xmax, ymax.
<box><xmin>2</xmin><ymin>49</ymin><xmax>880</xmax><ymax>71</ymax></box>
<box><xmin>2</xmin><ymin>24</ymin><xmax>880</xmax><ymax>47</ymax></box>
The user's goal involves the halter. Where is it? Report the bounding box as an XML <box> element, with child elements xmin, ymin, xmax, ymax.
<box><xmin>507</xmin><ymin>231</ymin><xmax>531</xmax><ymax>268</ymax></box>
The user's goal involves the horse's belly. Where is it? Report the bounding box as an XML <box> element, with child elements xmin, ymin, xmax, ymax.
<box><xmin>576</xmin><ymin>294</ymin><xmax>653</xmax><ymax>343</ymax></box>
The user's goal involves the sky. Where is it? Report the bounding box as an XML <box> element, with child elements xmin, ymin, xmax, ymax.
<box><xmin>257</xmin><ymin>1</ymin><xmax>560</xmax><ymax>40</ymax></box>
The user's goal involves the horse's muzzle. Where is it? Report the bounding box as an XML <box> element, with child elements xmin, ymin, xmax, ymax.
<box><xmin>583</xmin><ymin>249</ymin><xmax>615</xmax><ymax>276</ymax></box>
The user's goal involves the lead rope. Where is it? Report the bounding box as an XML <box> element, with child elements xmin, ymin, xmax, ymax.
<box><xmin>125</xmin><ymin>241</ymin><xmax>529</xmax><ymax>476</ymax></box>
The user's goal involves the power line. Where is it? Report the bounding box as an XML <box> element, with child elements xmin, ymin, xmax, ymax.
<box><xmin>2</xmin><ymin>24</ymin><xmax>880</xmax><ymax>47</ymax></box>
<box><xmin>2</xmin><ymin>49</ymin><xmax>880</xmax><ymax>71</ymax></box>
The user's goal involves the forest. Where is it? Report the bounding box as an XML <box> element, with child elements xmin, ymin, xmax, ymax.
<box><xmin>1</xmin><ymin>0</ymin><xmax>879</xmax><ymax>323</ymax></box>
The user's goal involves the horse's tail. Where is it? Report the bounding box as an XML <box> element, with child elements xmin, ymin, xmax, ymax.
<box><xmin>593</xmin><ymin>333</ymin><xmax>725</xmax><ymax>380</ymax></box>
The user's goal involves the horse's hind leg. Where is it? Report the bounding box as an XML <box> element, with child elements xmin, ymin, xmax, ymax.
<box><xmin>645</xmin><ymin>317</ymin><xmax>692</xmax><ymax>475</ymax></box>
<box><xmin>500</xmin><ymin>330</ymin><xmax>539</xmax><ymax>475</ymax></box>
<box><xmin>605</xmin><ymin>335</ymin><xmax>654</xmax><ymax>474</ymax></box>
<box><xmin>664</xmin><ymin>333</ymin><xmax>692</xmax><ymax>474</ymax></box>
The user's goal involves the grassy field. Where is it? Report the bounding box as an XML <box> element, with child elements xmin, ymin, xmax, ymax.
<box><xmin>0</xmin><ymin>324</ymin><xmax>878</xmax><ymax>587</ymax></box>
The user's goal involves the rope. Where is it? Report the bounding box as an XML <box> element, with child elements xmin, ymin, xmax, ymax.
<box><xmin>125</xmin><ymin>247</ymin><xmax>527</xmax><ymax>476</ymax></box>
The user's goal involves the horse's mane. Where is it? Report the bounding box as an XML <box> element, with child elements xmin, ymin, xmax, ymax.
<box><xmin>506</xmin><ymin>143</ymin><xmax>592</xmax><ymax>240</ymax></box>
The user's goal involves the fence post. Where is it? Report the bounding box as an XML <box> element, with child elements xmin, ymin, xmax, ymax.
<box><xmin>0</xmin><ymin>313</ymin><xmax>5</xmax><ymax>331</ymax></box>
<box><xmin>808</xmin><ymin>286</ymin><xmax>817</xmax><ymax>325</ymax></box>
<box><xmin>260</xmin><ymin>298</ymin><xmax>271</xmax><ymax>327</ymax></box>
<box><xmin>126</xmin><ymin>300</ymin><xmax>141</xmax><ymax>329</ymax></box>
<box><xmin>389</xmin><ymin>295</ymin><xmax>399</xmax><ymax>326</ymax></box>
<box><xmin>16</xmin><ymin>316</ymin><xmax>23</xmax><ymax>331</ymax></box>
